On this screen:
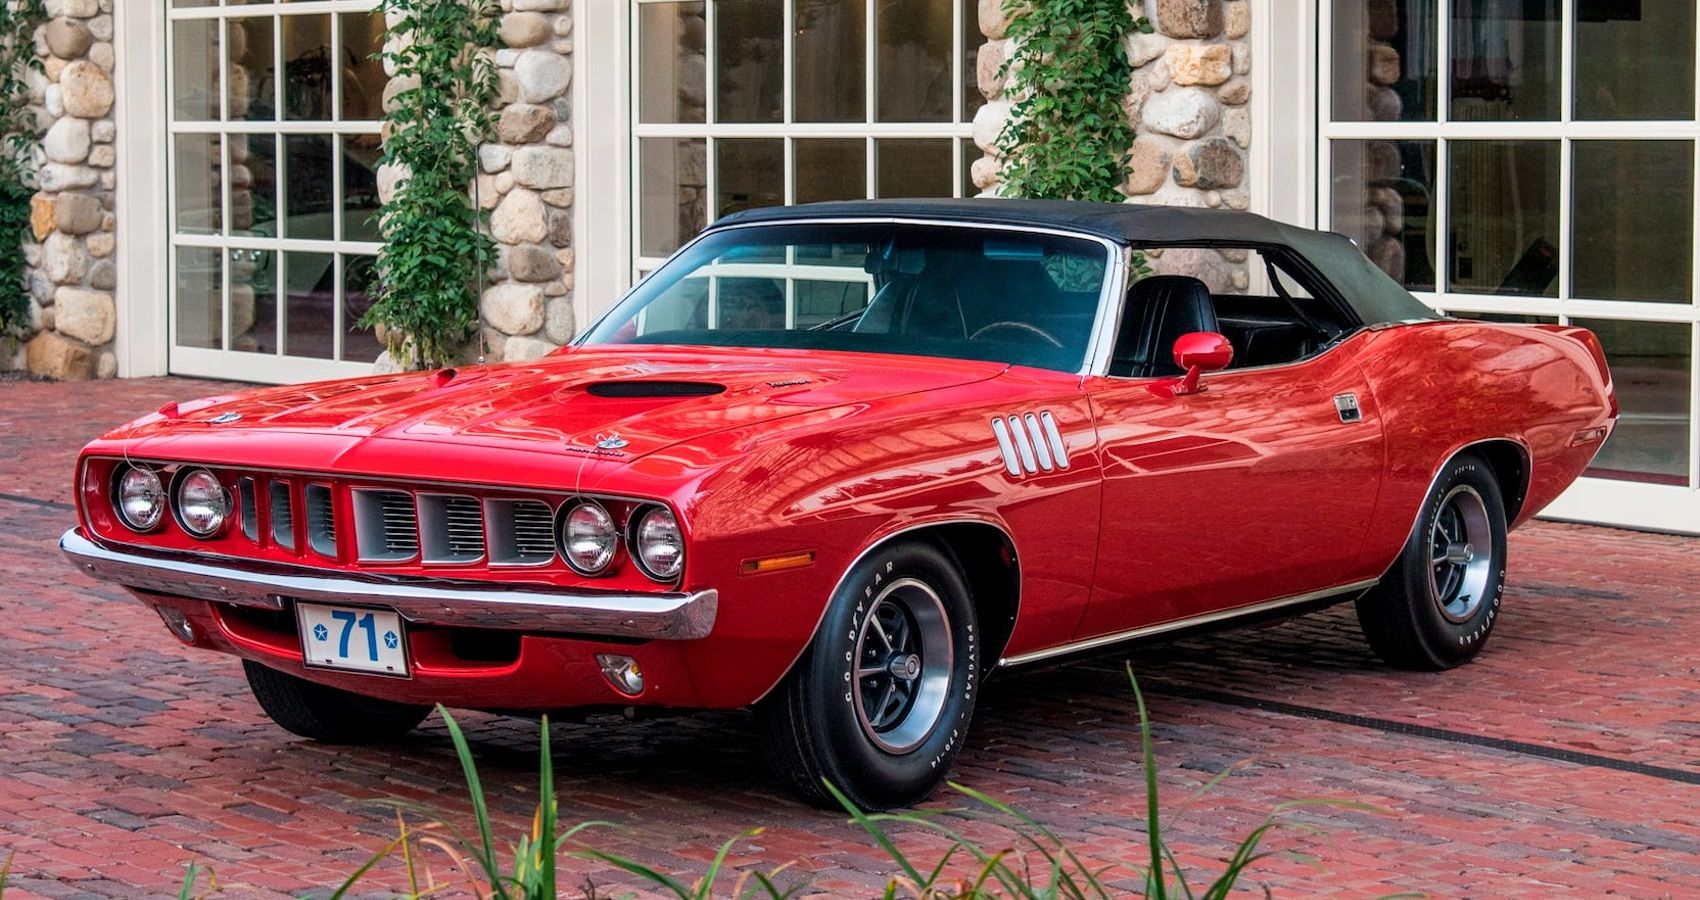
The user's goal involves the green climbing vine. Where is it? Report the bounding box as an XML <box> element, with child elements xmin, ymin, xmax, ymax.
<box><xmin>994</xmin><ymin>0</ymin><xmax>1152</xmax><ymax>202</ymax></box>
<box><xmin>0</xmin><ymin>0</ymin><xmax>46</xmax><ymax>336</ymax></box>
<box><xmin>363</xmin><ymin>0</ymin><xmax>501</xmax><ymax>369</ymax></box>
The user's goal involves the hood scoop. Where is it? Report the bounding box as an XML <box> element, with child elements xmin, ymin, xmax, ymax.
<box><xmin>586</xmin><ymin>380</ymin><xmax>727</xmax><ymax>399</ymax></box>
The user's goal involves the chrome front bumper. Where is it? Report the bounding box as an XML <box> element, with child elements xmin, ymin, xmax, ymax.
<box><xmin>59</xmin><ymin>528</ymin><xmax>717</xmax><ymax>640</ymax></box>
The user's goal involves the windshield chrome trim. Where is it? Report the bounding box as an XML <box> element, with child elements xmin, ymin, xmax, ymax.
<box><xmin>573</xmin><ymin>216</ymin><xmax>1128</xmax><ymax>378</ymax></box>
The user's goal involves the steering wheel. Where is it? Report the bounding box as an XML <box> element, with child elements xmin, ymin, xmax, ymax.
<box><xmin>969</xmin><ymin>321</ymin><xmax>1063</xmax><ymax>349</ymax></box>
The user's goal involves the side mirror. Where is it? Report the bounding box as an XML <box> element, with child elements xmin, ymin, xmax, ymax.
<box><xmin>1169</xmin><ymin>331</ymin><xmax>1233</xmax><ymax>396</ymax></box>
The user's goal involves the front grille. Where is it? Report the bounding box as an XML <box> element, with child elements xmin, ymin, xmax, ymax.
<box><xmin>419</xmin><ymin>494</ymin><xmax>484</xmax><ymax>564</ymax></box>
<box><xmin>353</xmin><ymin>489</ymin><xmax>419</xmax><ymax>562</ymax></box>
<box><xmin>238</xmin><ymin>477</ymin><xmax>258</xmax><ymax>541</ymax></box>
<box><xmin>269</xmin><ymin>481</ymin><xmax>295</xmax><ymax>550</ymax></box>
<box><xmin>304</xmin><ymin>484</ymin><xmax>337</xmax><ymax>557</ymax></box>
<box><xmin>487</xmin><ymin>498</ymin><xmax>556</xmax><ymax>565</ymax></box>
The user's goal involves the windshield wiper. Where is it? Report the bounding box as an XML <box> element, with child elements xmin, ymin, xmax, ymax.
<box><xmin>808</xmin><ymin>309</ymin><xmax>867</xmax><ymax>331</ymax></box>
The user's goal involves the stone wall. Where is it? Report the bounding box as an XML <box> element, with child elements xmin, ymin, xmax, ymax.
<box><xmin>475</xmin><ymin>0</ymin><xmax>575</xmax><ymax>364</ymax></box>
<box><xmin>971</xmin><ymin>0</ymin><xmax>1253</xmax><ymax>291</ymax></box>
<box><xmin>11</xmin><ymin>0</ymin><xmax>117</xmax><ymax>380</ymax></box>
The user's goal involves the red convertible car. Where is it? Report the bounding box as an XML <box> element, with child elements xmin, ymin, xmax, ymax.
<box><xmin>63</xmin><ymin>200</ymin><xmax>1616</xmax><ymax>808</ymax></box>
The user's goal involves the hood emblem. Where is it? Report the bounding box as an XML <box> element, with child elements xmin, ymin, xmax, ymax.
<box><xmin>208</xmin><ymin>412</ymin><xmax>242</xmax><ymax>425</ymax></box>
<box><xmin>594</xmin><ymin>433</ymin><xmax>629</xmax><ymax>451</ymax></box>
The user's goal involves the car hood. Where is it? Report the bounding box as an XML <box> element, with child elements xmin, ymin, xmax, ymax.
<box><xmin>104</xmin><ymin>345</ymin><xmax>1008</xmax><ymax>465</ymax></box>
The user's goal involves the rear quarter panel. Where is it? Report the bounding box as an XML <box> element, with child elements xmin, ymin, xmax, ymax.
<box><xmin>1354</xmin><ymin>320</ymin><xmax>1615</xmax><ymax>572</ymax></box>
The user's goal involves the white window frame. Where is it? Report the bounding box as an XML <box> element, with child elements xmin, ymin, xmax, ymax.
<box><xmin>1317</xmin><ymin>0</ymin><xmax>1700</xmax><ymax>534</ymax></box>
<box><xmin>162</xmin><ymin>1</ymin><xmax>386</xmax><ymax>385</ymax></box>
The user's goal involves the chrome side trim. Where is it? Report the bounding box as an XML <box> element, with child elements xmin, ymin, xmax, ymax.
<box><xmin>990</xmin><ymin>418</ymin><xmax>1023</xmax><ymax>477</ymax></box>
<box><xmin>60</xmin><ymin>528</ymin><xmax>717</xmax><ymax>640</ymax></box>
<box><xmin>997</xmin><ymin>578</ymin><xmax>1378</xmax><ymax>667</ymax></box>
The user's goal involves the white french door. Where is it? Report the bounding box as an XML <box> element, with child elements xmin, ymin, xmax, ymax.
<box><xmin>1320</xmin><ymin>0</ymin><xmax>1700</xmax><ymax>533</ymax></box>
<box><xmin>627</xmin><ymin>0</ymin><xmax>987</xmax><ymax>289</ymax></box>
<box><xmin>165</xmin><ymin>0</ymin><xmax>389</xmax><ymax>383</ymax></box>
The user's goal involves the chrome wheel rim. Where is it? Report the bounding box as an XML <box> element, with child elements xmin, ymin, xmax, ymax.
<box><xmin>1429</xmin><ymin>485</ymin><xmax>1493</xmax><ymax>623</ymax></box>
<box><xmin>852</xmin><ymin>577</ymin><xmax>953</xmax><ymax>754</ymax></box>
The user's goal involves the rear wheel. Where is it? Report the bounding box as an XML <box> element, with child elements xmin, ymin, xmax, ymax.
<box><xmin>759</xmin><ymin>540</ymin><xmax>979</xmax><ymax>810</ymax></box>
<box><xmin>1356</xmin><ymin>453</ymin><xmax>1508</xmax><ymax>670</ymax></box>
<box><xmin>243</xmin><ymin>660</ymin><xmax>430</xmax><ymax>743</ymax></box>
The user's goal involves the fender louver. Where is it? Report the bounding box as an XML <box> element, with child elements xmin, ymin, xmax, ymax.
<box><xmin>991</xmin><ymin>412</ymin><xmax>1070</xmax><ymax>477</ymax></box>
<box><xmin>587</xmin><ymin>381</ymin><xmax>726</xmax><ymax>398</ymax></box>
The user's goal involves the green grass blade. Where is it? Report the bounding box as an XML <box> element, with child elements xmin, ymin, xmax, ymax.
<box><xmin>539</xmin><ymin>716</ymin><xmax>557</xmax><ymax>899</ymax></box>
<box><xmin>574</xmin><ymin>848</ymin><xmax>695</xmax><ymax>898</ymax></box>
<box><xmin>824</xmin><ymin>781</ymin><xmax>926</xmax><ymax>887</ymax></box>
<box><xmin>1158</xmin><ymin>841</ymin><xmax>1196</xmax><ymax>900</ymax></box>
<box><xmin>327</xmin><ymin>834</ymin><xmax>406</xmax><ymax>900</ymax></box>
<box><xmin>1129</xmin><ymin>666</ymin><xmax>1166</xmax><ymax>900</ymax></box>
<box><xmin>1</xmin><ymin>850</ymin><xmax>12</xmax><ymax>898</ymax></box>
<box><xmin>438</xmin><ymin>706</ymin><xmax>507</xmax><ymax>897</ymax></box>
<box><xmin>696</xmin><ymin>828</ymin><xmax>762</xmax><ymax>899</ymax></box>
<box><xmin>175</xmin><ymin>861</ymin><xmax>197</xmax><ymax>900</ymax></box>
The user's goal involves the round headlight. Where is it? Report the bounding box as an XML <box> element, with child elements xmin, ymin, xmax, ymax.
<box><xmin>174</xmin><ymin>468</ymin><xmax>229</xmax><ymax>538</ymax></box>
<box><xmin>114</xmin><ymin>466</ymin><xmax>165</xmax><ymax>532</ymax></box>
<box><xmin>559</xmin><ymin>500</ymin><xmax>618</xmax><ymax>575</ymax></box>
<box><xmin>632</xmin><ymin>507</ymin><xmax>684</xmax><ymax>581</ymax></box>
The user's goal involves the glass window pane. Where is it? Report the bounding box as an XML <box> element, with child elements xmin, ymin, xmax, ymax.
<box><xmin>231</xmin><ymin>134</ymin><xmax>276</xmax><ymax>237</ymax></box>
<box><xmin>717</xmin><ymin>0</ymin><xmax>782</xmax><ymax>123</ymax></box>
<box><xmin>283</xmin><ymin>251</ymin><xmax>335</xmax><ymax>360</ymax></box>
<box><xmin>639</xmin><ymin>2</ymin><xmax>707</xmax><ymax>124</ymax></box>
<box><xmin>1575</xmin><ymin>0</ymin><xmax>1696</xmax><ymax>120</ymax></box>
<box><xmin>174</xmin><ymin>246</ymin><xmax>223</xmax><ymax>350</ymax></box>
<box><xmin>1572</xmin><ymin>141</ymin><xmax>1694</xmax><ymax>303</ymax></box>
<box><xmin>794</xmin><ymin>0</ymin><xmax>865</xmax><ymax>122</ymax></box>
<box><xmin>963</xmin><ymin>0</ymin><xmax>987</xmax><ymax>121</ymax></box>
<box><xmin>282</xmin><ymin>135</ymin><xmax>334</xmax><ymax>241</ymax></box>
<box><xmin>340</xmin><ymin>12</ymin><xmax>387</xmax><ymax>120</ymax></box>
<box><xmin>175</xmin><ymin>134</ymin><xmax>223</xmax><ymax>236</ymax></box>
<box><xmin>1451</xmin><ymin>2</ymin><xmax>1560</xmax><ymax>121</ymax></box>
<box><xmin>229</xmin><ymin>248</ymin><xmax>263</xmax><ymax>353</ymax></box>
<box><xmin>343</xmin><ymin>255</ymin><xmax>382</xmax><ymax>363</ymax></box>
<box><xmin>240</xmin><ymin>245</ymin><xmax>279</xmax><ymax>355</ymax></box>
<box><xmin>1448</xmin><ymin>140</ymin><xmax>1560</xmax><ymax>297</ymax></box>
<box><xmin>1332</xmin><ymin>0</ymin><xmax>1438</xmax><ymax>122</ymax></box>
<box><xmin>877</xmin><ymin>2</ymin><xmax>952</xmax><ymax>121</ymax></box>
<box><xmin>876</xmin><ymin>139</ymin><xmax>952</xmax><ymax>198</ymax></box>
<box><xmin>639</xmin><ymin>137</ymin><xmax>707</xmax><ymax>257</ymax></box>
<box><xmin>334</xmin><ymin>12</ymin><xmax>385</xmax><ymax>120</ymax></box>
<box><xmin>961</xmin><ymin>139</ymin><xmax>980</xmax><ymax>198</ymax></box>
<box><xmin>1330</xmin><ymin>139</ymin><xmax>1438</xmax><ymax>291</ymax></box>
<box><xmin>343</xmin><ymin>134</ymin><xmax>383</xmax><ymax>243</ymax></box>
<box><xmin>172</xmin><ymin>19</ymin><xmax>220</xmax><ymax>120</ymax></box>
<box><xmin>283</xmin><ymin>14</ymin><xmax>333</xmax><ymax>121</ymax></box>
<box><xmin>794</xmin><ymin>139</ymin><xmax>866</xmax><ymax>204</ymax></box>
<box><xmin>228</xmin><ymin>16</ymin><xmax>273</xmax><ymax>121</ymax></box>
<box><xmin>1573</xmin><ymin>319</ymin><xmax>1691</xmax><ymax>486</ymax></box>
<box><xmin>716</xmin><ymin>138</ymin><xmax>784</xmax><ymax>217</ymax></box>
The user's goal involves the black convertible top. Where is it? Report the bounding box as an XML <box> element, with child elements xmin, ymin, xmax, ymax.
<box><xmin>714</xmin><ymin>198</ymin><xmax>1439</xmax><ymax>327</ymax></box>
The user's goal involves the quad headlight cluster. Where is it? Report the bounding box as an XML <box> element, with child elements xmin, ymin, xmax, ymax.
<box><xmin>555</xmin><ymin>499</ymin><xmax>684</xmax><ymax>582</ymax></box>
<box><xmin>112</xmin><ymin>463</ymin><xmax>231</xmax><ymax>538</ymax></box>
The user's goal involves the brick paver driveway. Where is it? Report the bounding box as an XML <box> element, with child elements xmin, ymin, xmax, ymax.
<box><xmin>4</xmin><ymin>376</ymin><xmax>1699</xmax><ymax>898</ymax></box>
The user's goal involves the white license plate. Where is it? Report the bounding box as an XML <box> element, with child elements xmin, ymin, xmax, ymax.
<box><xmin>297</xmin><ymin>603</ymin><xmax>410</xmax><ymax>676</ymax></box>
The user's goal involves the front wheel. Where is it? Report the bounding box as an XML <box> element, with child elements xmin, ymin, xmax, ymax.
<box><xmin>1356</xmin><ymin>453</ymin><xmax>1508</xmax><ymax>670</ymax></box>
<box><xmin>759</xmin><ymin>540</ymin><xmax>979</xmax><ymax>811</ymax></box>
<box><xmin>243</xmin><ymin>660</ymin><xmax>431</xmax><ymax>743</ymax></box>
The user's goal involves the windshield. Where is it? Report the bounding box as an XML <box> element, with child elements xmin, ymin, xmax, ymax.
<box><xmin>579</xmin><ymin>222</ymin><xmax>1111</xmax><ymax>372</ymax></box>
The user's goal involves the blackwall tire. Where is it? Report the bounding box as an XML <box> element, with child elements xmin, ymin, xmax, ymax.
<box><xmin>243</xmin><ymin>660</ymin><xmax>431</xmax><ymax>743</ymax></box>
<box><xmin>758</xmin><ymin>540</ymin><xmax>979</xmax><ymax>811</ymax></box>
<box><xmin>1356</xmin><ymin>452</ymin><xmax>1508</xmax><ymax>670</ymax></box>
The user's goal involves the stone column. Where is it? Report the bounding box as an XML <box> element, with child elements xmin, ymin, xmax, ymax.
<box><xmin>478</xmin><ymin>0</ymin><xmax>575</xmax><ymax>364</ymax></box>
<box><xmin>969</xmin><ymin>0</ymin><xmax>1254</xmax><ymax>291</ymax></box>
<box><xmin>12</xmin><ymin>0</ymin><xmax>118</xmax><ymax>380</ymax></box>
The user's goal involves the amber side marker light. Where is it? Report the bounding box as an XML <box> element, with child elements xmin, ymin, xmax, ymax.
<box><xmin>740</xmin><ymin>551</ymin><xmax>817</xmax><ymax>575</ymax></box>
